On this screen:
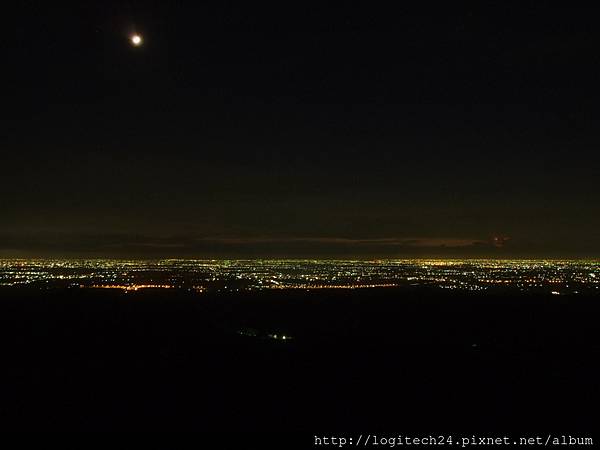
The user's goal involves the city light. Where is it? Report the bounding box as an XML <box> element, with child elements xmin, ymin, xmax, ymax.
<box><xmin>0</xmin><ymin>259</ymin><xmax>597</xmax><ymax>294</ymax></box>
<box><xmin>131</xmin><ymin>34</ymin><xmax>143</xmax><ymax>46</ymax></box>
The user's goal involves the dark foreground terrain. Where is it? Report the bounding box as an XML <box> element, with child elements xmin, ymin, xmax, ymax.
<box><xmin>0</xmin><ymin>286</ymin><xmax>598</xmax><ymax>433</ymax></box>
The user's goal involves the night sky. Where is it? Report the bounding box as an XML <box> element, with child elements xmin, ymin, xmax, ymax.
<box><xmin>2</xmin><ymin>3</ymin><xmax>599</xmax><ymax>258</ymax></box>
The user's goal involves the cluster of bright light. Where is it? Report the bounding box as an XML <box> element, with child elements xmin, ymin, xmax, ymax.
<box><xmin>0</xmin><ymin>259</ymin><xmax>598</xmax><ymax>294</ymax></box>
<box><xmin>130</xmin><ymin>34</ymin><xmax>143</xmax><ymax>46</ymax></box>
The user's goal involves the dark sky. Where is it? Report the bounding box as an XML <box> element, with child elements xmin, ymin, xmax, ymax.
<box><xmin>2</xmin><ymin>2</ymin><xmax>599</xmax><ymax>258</ymax></box>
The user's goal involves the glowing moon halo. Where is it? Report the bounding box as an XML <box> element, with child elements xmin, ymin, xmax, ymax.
<box><xmin>130</xmin><ymin>34</ymin><xmax>143</xmax><ymax>46</ymax></box>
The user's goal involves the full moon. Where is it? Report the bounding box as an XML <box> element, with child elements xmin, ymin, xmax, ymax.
<box><xmin>131</xmin><ymin>34</ymin><xmax>143</xmax><ymax>46</ymax></box>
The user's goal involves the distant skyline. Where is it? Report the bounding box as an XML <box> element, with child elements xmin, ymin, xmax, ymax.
<box><xmin>3</xmin><ymin>3</ymin><xmax>599</xmax><ymax>258</ymax></box>
<box><xmin>0</xmin><ymin>231</ymin><xmax>596</xmax><ymax>259</ymax></box>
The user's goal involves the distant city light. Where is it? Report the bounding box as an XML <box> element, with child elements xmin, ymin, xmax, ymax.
<box><xmin>131</xmin><ymin>34</ymin><xmax>143</xmax><ymax>46</ymax></box>
<box><xmin>0</xmin><ymin>259</ymin><xmax>598</xmax><ymax>294</ymax></box>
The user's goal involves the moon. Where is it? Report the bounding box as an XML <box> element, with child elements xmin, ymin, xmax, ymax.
<box><xmin>130</xmin><ymin>34</ymin><xmax>143</xmax><ymax>46</ymax></box>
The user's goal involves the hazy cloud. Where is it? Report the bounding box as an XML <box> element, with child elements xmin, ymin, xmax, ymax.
<box><xmin>0</xmin><ymin>232</ymin><xmax>513</xmax><ymax>258</ymax></box>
